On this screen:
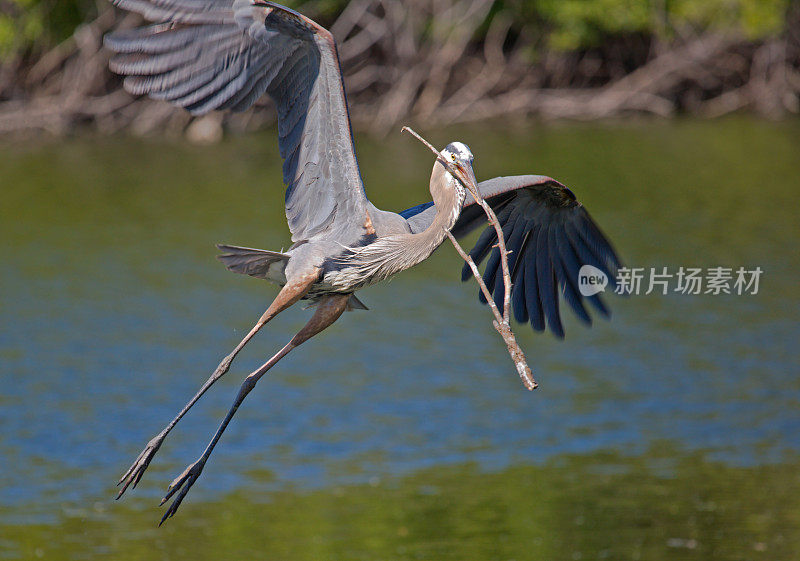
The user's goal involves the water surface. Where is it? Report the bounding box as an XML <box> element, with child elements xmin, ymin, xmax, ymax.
<box><xmin>0</xmin><ymin>117</ymin><xmax>798</xmax><ymax>559</ymax></box>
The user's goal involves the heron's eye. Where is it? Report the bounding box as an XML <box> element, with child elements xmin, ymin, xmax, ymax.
<box><xmin>451</xmin><ymin>154</ymin><xmax>457</xmax><ymax>162</ymax></box>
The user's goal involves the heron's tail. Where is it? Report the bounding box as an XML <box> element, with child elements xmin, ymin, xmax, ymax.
<box><xmin>216</xmin><ymin>244</ymin><xmax>289</xmax><ymax>285</ymax></box>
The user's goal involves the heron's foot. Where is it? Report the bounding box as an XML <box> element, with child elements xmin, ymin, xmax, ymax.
<box><xmin>159</xmin><ymin>457</ymin><xmax>205</xmax><ymax>525</ymax></box>
<box><xmin>117</xmin><ymin>434</ymin><xmax>164</xmax><ymax>499</ymax></box>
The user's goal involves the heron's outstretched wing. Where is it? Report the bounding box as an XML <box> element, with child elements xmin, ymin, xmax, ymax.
<box><xmin>105</xmin><ymin>0</ymin><xmax>368</xmax><ymax>243</ymax></box>
<box><xmin>402</xmin><ymin>175</ymin><xmax>622</xmax><ymax>338</ymax></box>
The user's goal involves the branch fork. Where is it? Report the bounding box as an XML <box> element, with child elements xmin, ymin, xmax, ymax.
<box><xmin>401</xmin><ymin>126</ymin><xmax>537</xmax><ymax>390</ymax></box>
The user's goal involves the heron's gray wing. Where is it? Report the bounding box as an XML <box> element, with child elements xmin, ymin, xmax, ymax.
<box><xmin>402</xmin><ymin>175</ymin><xmax>622</xmax><ymax>338</ymax></box>
<box><xmin>105</xmin><ymin>0</ymin><xmax>369</xmax><ymax>243</ymax></box>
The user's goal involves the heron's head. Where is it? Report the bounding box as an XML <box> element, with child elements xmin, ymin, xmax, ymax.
<box><xmin>438</xmin><ymin>141</ymin><xmax>476</xmax><ymax>198</ymax></box>
<box><xmin>441</xmin><ymin>141</ymin><xmax>474</xmax><ymax>168</ymax></box>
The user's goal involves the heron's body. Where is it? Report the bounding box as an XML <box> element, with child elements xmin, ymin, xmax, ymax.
<box><xmin>106</xmin><ymin>0</ymin><xmax>622</xmax><ymax>524</ymax></box>
<box><xmin>319</xmin><ymin>161</ymin><xmax>467</xmax><ymax>293</ymax></box>
<box><xmin>218</xmin><ymin>144</ymin><xmax>467</xmax><ymax>301</ymax></box>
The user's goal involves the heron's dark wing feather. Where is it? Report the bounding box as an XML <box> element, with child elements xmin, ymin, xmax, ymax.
<box><xmin>466</xmin><ymin>175</ymin><xmax>621</xmax><ymax>337</ymax></box>
<box><xmin>105</xmin><ymin>0</ymin><xmax>368</xmax><ymax>243</ymax></box>
<box><xmin>401</xmin><ymin>175</ymin><xmax>622</xmax><ymax>337</ymax></box>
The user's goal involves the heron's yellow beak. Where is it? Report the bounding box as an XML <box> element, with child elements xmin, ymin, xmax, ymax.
<box><xmin>455</xmin><ymin>162</ymin><xmax>478</xmax><ymax>190</ymax></box>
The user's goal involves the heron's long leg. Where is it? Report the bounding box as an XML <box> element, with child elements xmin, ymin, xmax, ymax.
<box><xmin>117</xmin><ymin>268</ymin><xmax>321</xmax><ymax>498</ymax></box>
<box><xmin>158</xmin><ymin>292</ymin><xmax>351</xmax><ymax>525</ymax></box>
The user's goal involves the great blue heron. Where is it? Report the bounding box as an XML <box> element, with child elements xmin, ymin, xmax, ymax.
<box><xmin>106</xmin><ymin>0</ymin><xmax>621</xmax><ymax>523</ymax></box>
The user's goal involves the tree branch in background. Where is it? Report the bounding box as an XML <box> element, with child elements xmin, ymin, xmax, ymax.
<box><xmin>401</xmin><ymin>126</ymin><xmax>537</xmax><ymax>391</ymax></box>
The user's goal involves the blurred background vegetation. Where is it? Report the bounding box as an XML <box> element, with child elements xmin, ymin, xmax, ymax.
<box><xmin>0</xmin><ymin>0</ymin><xmax>798</xmax><ymax>136</ymax></box>
<box><xmin>0</xmin><ymin>0</ymin><xmax>792</xmax><ymax>56</ymax></box>
<box><xmin>0</xmin><ymin>0</ymin><xmax>798</xmax><ymax>137</ymax></box>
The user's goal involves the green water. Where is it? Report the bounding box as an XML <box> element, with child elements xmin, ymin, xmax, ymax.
<box><xmin>0</xmin><ymin>117</ymin><xmax>798</xmax><ymax>559</ymax></box>
<box><xmin>4</xmin><ymin>450</ymin><xmax>800</xmax><ymax>560</ymax></box>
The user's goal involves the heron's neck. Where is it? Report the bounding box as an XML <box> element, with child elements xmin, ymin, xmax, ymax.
<box><xmin>418</xmin><ymin>173</ymin><xmax>465</xmax><ymax>247</ymax></box>
<box><xmin>386</xmin><ymin>169</ymin><xmax>466</xmax><ymax>274</ymax></box>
